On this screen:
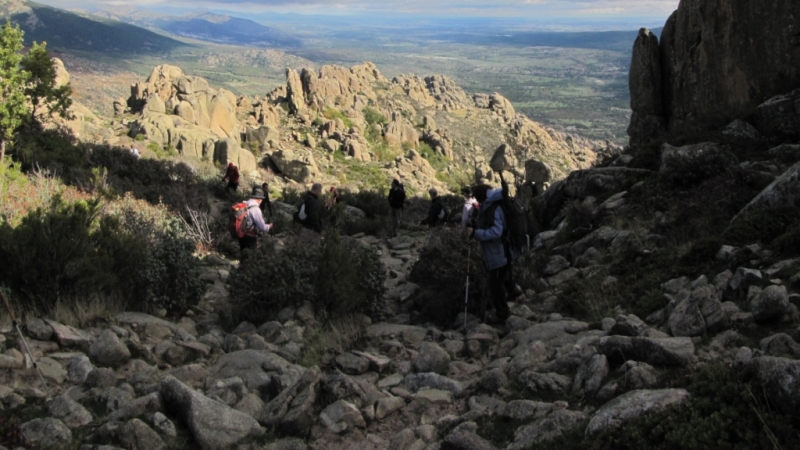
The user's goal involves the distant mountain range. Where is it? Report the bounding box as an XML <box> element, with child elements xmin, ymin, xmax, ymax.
<box><xmin>92</xmin><ymin>10</ymin><xmax>301</xmax><ymax>48</ymax></box>
<box><xmin>0</xmin><ymin>0</ymin><xmax>185</xmax><ymax>54</ymax></box>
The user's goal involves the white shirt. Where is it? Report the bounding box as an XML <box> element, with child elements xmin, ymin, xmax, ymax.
<box><xmin>461</xmin><ymin>197</ymin><xmax>478</xmax><ymax>229</ymax></box>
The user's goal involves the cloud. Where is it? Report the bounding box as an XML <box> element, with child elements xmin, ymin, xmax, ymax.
<box><xmin>42</xmin><ymin>0</ymin><xmax>680</xmax><ymax>21</ymax></box>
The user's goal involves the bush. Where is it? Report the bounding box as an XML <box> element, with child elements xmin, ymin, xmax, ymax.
<box><xmin>322</xmin><ymin>107</ymin><xmax>354</xmax><ymax>129</ymax></box>
<box><xmin>362</xmin><ymin>107</ymin><xmax>388</xmax><ymax>126</ymax></box>
<box><xmin>409</xmin><ymin>228</ymin><xmax>486</xmax><ymax>327</ymax></box>
<box><xmin>228</xmin><ymin>229</ymin><xmax>387</xmax><ymax>326</ymax></box>
<box><xmin>0</xmin><ymin>196</ymin><xmax>203</xmax><ymax>316</ymax></box>
<box><xmin>418</xmin><ymin>142</ymin><xmax>449</xmax><ymax>171</ymax></box>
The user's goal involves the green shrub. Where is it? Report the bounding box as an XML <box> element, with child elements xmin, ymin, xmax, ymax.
<box><xmin>228</xmin><ymin>230</ymin><xmax>387</xmax><ymax>326</ymax></box>
<box><xmin>362</xmin><ymin>107</ymin><xmax>388</xmax><ymax>126</ymax></box>
<box><xmin>0</xmin><ymin>196</ymin><xmax>203</xmax><ymax>316</ymax></box>
<box><xmin>409</xmin><ymin>228</ymin><xmax>486</xmax><ymax>327</ymax></box>
<box><xmin>418</xmin><ymin>142</ymin><xmax>449</xmax><ymax>171</ymax></box>
<box><xmin>323</xmin><ymin>107</ymin><xmax>354</xmax><ymax>129</ymax></box>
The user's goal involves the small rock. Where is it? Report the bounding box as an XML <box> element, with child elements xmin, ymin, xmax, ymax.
<box><xmin>20</xmin><ymin>418</ymin><xmax>72</xmax><ymax>450</ymax></box>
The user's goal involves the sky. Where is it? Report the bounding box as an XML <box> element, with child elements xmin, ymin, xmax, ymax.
<box><xmin>38</xmin><ymin>0</ymin><xmax>681</xmax><ymax>25</ymax></box>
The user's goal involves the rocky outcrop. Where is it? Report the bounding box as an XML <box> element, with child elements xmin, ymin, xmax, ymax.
<box><xmin>628</xmin><ymin>0</ymin><xmax>800</xmax><ymax>146</ymax></box>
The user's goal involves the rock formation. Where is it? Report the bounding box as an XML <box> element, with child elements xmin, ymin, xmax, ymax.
<box><xmin>628</xmin><ymin>0</ymin><xmax>800</xmax><ymax>146</ymax></box>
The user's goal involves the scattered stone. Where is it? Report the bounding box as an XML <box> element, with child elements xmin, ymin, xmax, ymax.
<box><xmin>48</xmin><ymin>396</ymin><xmax>93</xmax><ymax>428</ymax></box>
<box><xmin>749</xmin><ymin>285</ymin><xmax>789</xmax><ymax>322</ymax></box>
<box><xmin>20</xmin><ymin>418</ymin><xmax>72</xmax><ymax>450</ymax></box>
<box><xmin>89</xmin><ymin>329</ymin><xmax>132</xmax><ymax>367</ymax></box>
<box><xmin>320</xmin><ymin>400</ymin><xmax>366</xmax><ymax>433</ymax></box>
<box><xmin>414</xmin><ymin>342</ymin><xmax>451</xmax><ymax>375</ymax></box>
<box><xmin>118</xmin><ymin>419</ymin><xmax>165</xmax><ymax>450</ymax></box>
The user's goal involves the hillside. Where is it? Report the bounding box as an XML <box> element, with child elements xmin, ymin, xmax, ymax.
<box><xmin>104</xmin><ymin>61</ymin><xmax>615</xmax><ymax>200</ymax></box>
<box><xmin>0</xmin><ymin>0</ymin><xmax>186</xmax><ymax>54</ymax></box>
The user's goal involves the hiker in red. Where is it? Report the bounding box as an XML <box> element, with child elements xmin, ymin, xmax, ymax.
<box><xmin>223</xmin><ymin>162</ymin><xmax>240</xmax><ymax>193</ymax></box>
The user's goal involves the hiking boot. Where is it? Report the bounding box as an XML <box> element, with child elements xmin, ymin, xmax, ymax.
<box><xmin>485</xmin><ymin>312</ymin><xmax>508</xmax><ymax>325</ymax></box>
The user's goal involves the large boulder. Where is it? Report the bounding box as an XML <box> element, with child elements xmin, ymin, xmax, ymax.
<box><xmin>731</xmin><ymin>161</ymin><xmax>800</xmax><ymax>224</ymax></box>
<box><xmin>269</xmin><ymin>147</ymin><xmax>319</xmax><ymax>183</ymax></box>
<box><xmin>160</xmin><ymin>376</ymin><xmax>263</xmax><ymax>450</ymax></box>
<box><xmin>585</xmin><ymin>389</ymin><xmax>690</xmax><ymax>436</ymax></box>
<box><xmin>752</xmin><ymin>356</ymin><xmax>800</xmax><ymax>414</ymax></box>
<box><xmin>629</xmin><ymin>0</ymin><xmax>800</xmax><ymax>144</ymax></box>
<box><xmin>207</xmin><ymin>350</ymin><xmax>293</xmax><ymax>396</ymax></box>
<box><xmin>596</xmin><ymin>336</ymin><xmax>695</xmax><ymax>367</ymax></box>
<box><xmin>628</xmin><ymin>28</ymin><xmax>666</xmax><ymax>148</ymax></box>
<box><xmin>751</xmin><ymin>89</ymin><xmax>800</xmax><ymax>139</ymax></box>
<box><xmin>20</xmin><ymin>418</ymin><xmax>72</xmax><ymax>450</ymax></box>
<box><xmin>214</xmin><ymin>139</ymin><xmax>257</xmax><ymax>175</ymax></box>
<box><xmin>414</xmin><ymin>341</ymin><xmax>451</xmax><ymax>375</ymax></box>
<box><xmin>259</xmin><ymin>366</ymin><xmax>322</xmax><ymax>435</ymax></box>
<box><xmin>749</xmin><ymin>285</ymin><xmax>790</xmax><ymax>322</ymax></box>
<box><xmin>89</xmin><ymin>329</ymin><xmax>131</xmax><ymax>367</ymax></box>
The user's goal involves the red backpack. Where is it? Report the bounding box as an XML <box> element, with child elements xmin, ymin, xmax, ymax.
<box><xmin>228</xmin><ymin>202</ymin><xmax>257</xmax><ymax>239</ymax></box>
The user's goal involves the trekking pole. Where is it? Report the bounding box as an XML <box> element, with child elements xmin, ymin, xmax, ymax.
<box><xmin>1</xmin><ymin>292</ymin><xmax>51</xmax><ymax>398</ymax></box>
<box><xmin>464</xmin><ymin>242</ymin><xmax>471</xmax><ymax>331</ymax></box>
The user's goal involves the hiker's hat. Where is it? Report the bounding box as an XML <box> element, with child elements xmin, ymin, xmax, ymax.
<box><xmin>250</xmin><ymin>186</ymin><xmax>266</xmax><ymax>199</ymax></box>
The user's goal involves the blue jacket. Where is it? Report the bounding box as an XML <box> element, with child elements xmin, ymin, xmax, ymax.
<box><xmin>474</xmin><ymin>189</ymin><xmax>518</xmax><ymax>270</ymax></box>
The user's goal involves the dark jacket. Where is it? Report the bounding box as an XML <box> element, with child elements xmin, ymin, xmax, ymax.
<box><xmin>301</xmin><ymin>191</ymin><xmax>322</xmax><ymax>233</ymax></box>
<box><xmin>259</xmin><ymin>188</ymin><xmax>273</xmax><ymax>217</ymax></box>
<box><xmin>421</xmin><ymin>196</ymin><xmax>445</xmax><ymax>228</ymax></box>
<box><xmin>388</xmin><ymin>185</ymin><xmax>406</xmax><ymax>209</ymax></box>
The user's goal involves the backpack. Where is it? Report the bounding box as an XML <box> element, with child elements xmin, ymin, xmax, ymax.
<box><xmin>498</xmin><ymin>172</ymin><xmax>531</xmax><ymax>257</ymax></box>
<box><xmin>293</xmin><ymin>199</ymin><xmax>307</xmax><ymax>224</ymax></box>
<box><xmin>389</xmin><ymin>185</ymin><xmax>406</xmax><ymax>209</ymax></box>
<box><xmin>228</xmin><ymin>202</ymin><xmax>257</xmax><ymax>239</ymax></box>
<box><xmin>436</xmin><ymin>198</ymin><xmax>449</xmax><ymax>224</ymax></box>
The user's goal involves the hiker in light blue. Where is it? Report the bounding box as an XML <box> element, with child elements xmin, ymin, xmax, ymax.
<box><xmin>467</xmin><ymin>184</ymin><xmax>518</xmax><ymax>323</ymax></box>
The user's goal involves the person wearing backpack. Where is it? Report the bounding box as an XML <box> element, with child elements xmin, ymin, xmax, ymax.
<box><xmin>387</xmin><ymin>179</ymin><xmax>406</xmax><ymax>238</ymax></box>
<box><xmin>419</xmin><ymin>187</ymin><xmax>447</xmax><ymax>228</ymax></box>
<box><xmin>222</xmin><ymin>162</ymin><xmax>240</xmax><ymax>193</ymax></box>
<box><xmin>296</xmin><ymin>183</ymin><xmax>323</xmax><ymax>233</ymax></box>
<box><xmin>231</xmin><ymin>186</ymin><xmax>273</xmax><ymax>252</ymax></box>
<box><xmin>466</xmin><ymin>184</ymin><xmax>519</xmax><ymax>324</ymax></box>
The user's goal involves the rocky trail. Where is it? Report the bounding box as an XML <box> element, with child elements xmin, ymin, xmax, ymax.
<box><xmin>4</xmin><ymin>210</ymin><xmax>800</xmax><ymax>450</ymax></box>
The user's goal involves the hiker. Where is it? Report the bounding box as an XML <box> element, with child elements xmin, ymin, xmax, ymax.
<box><xmin>239</xmin><ymin>186</ymin><xmax>273</xmax><ymax>251</ymax></box>
<box><xmin>387</xmin><ymin>179</ymin><xmax>406</xmax><ymax>238</ymax></box>
<box><xmin>325</xmin><ymin>186</ymin><xmax>341</xmax><ymax>211</ymax></box>
<box><xmin>222</xmin><ymin>162</ymin><xmax>240</xmax><ymax>193</ymax></box>
<box><xmin>130</xmin><ymin>145</ymin><xmax>140</xmax><ymax>159</ymax></box>
<box><xmin>466</xmin><ymin>184</ymin><xmax>518</xmax><ymax>324</ymax></box>
<box><xmin>259</xmin><ymin>182</ymin><xmax>273</xmax><ymax>218</ymax></box>
<box><xmin>297</xmin><ymin>183</ymin><xmax>323</xmax><ymax>233</ymax></box>
<box><xmin>419</xmin><ymin>187</ymin><xmax>446</xmax><ymax>228</ymax></box>
<box><xmin>461</xmin><ymin>186</ymin><xmax>478</xmax><ymax>238</ymax></box>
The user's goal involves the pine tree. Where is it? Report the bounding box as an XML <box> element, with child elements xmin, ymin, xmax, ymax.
<box><xmin>20</xmin><ymin>41</ymin><xmax>72</xmax><ymax>124</ymax></box>
<box><xmin>0</xmin><ymin>22</ymin><xmax>29</xmax><ymax>161</ymax></box>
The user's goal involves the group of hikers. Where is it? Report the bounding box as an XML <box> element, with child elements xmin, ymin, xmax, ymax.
<box><xmin>225</xmin><ymin>162</ymin><xmax>522</xmax><ymax>323</ymax></box>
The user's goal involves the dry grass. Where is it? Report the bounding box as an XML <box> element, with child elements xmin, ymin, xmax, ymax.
<box><xmin>6</xmin><ymin>295</ymin><xmax>127</xmax><ymax>329</ymax></box>
<box><xmin>299</xmin><ymin>314</ymin><xmax>367</xmax><ymax>367</ymax></box>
